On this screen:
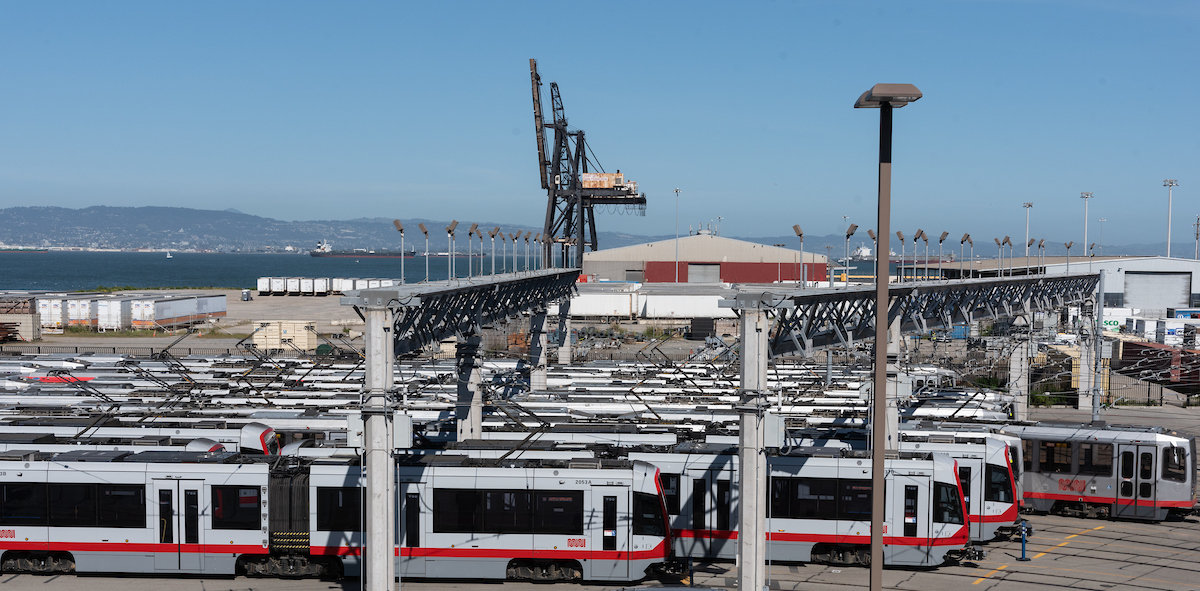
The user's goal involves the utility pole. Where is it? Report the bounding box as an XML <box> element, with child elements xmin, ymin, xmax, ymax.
<box><xmin>675</xmin><ymin>188</ymin><xmax>681</xmax><ymax>283</ymax></box>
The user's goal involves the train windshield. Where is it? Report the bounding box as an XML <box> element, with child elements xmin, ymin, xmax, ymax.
<box><xmin>266</xmin><ymin>436</ymin><xmax>280</xmax><ymax>455</ymax></box>
<box><xmin>984</xmin><ymin>464</ymin><xmax>1013</xmax><ymax>504</ymax></box>
<box><xmin>933</xmin><ymin>482</ymin><xmax>964</xmax><ymax>525</ymax></box>
<box><xmin>632</xmin><ymin>491</ymin><xmax>666</xmax><ymax>537</ymax></box>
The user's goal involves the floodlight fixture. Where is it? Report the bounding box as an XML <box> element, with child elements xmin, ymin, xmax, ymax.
<box><xmin>939</xmin><ymin>231</ymin><xmax>949</xmax><ymax>243</ymax></box>
<box><xmin>853</xmin><ymin>83</ymin><xmax>923</xmax><ymax>109</ymax></box>
<box><xmin>446</xmin><ymin>220</ymin><xmax>458</xmax><ymax>235</ymax></box>
<box><xmin>393</xmin><ymin>220</ymin><xmax>404</xmax><ymax>233</ymax></box>
<box><xmin>846</xmin><ymin>224</ymin><xmax>858</xmax><ymax>237</ymax></box>
<box><xmin>867</xmin><ymin>229</ymin><xmax>876</xmax><ymax>240</ymax></box>
<box><xmin>792</xmin><ymin>224</ymin><xmax>803</xmax><ymax>238</ymax></box>
<box><xmin>418</xmin><ymin>223</ymin><xmax>428</xmax><ymax>237</ymax></box>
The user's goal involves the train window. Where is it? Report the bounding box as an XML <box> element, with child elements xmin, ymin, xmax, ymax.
<box><xmin>98</xmin><ymin>485</ymin><xmax>145</xmax><ymax>528</ymax></box>
<box><xmin>1120</xmin><ymin>451</ymin><xmax>1134</xmax><ymax>479</ymax></box>
<box><xmin>1139</xmin><ymin>452</ymin><xmax>1153</xmax><ymax>480</ymax></box>
<box><xmin>184</xmin><ymin>490</ymin><xmax>199</xmax><ymax>544</ymax></box>
<box><xmin>211</xmin><ymin>485</ymin><xmax>261</xmax><ymax>530</ymax></box>
<box><xmin>660</xmin><ymin>473</ymin><xmax>681</xmax><ymax>515</ymax></box>
<box><xmin>1022</xmin><ymin>440</ymin><xmax>1034</xmax><ymax>473</ymax></box>
<box><xmin>958</xmin><ymin>467</ymin><xmax>972</xmax><ymax>514</ymax></box>
<box><xmin>482</xmin><ymin>490</ymin><xmax>533</xmax><ymax>533</ymax></box>
<box><xmin>433</xmin><ymin>489</ymin><xmax>480</xmax><ymax>533</ymax></box>
<box><xmin>405</xmin><ymin>493</ymin><xmax>420</xmax><ymax>548</ymax></box>
<box><xmin>984</xmin><ymin>465</ymin><xmax>1013</xmax><ymax>504</ymax></box>
<box><xmin>534</xmin><ymin>491</ymin><xmax>583</xmax><ymax>535</ymax></box>
<box><xmin>793</xmin><ymin>478</ymin><xmax>837</xmax><ymax>519</ymax></box>
<box><xmin>0</xmin><ymin>483</ymin><xmax>47</xmax><ymax>525</ymax></box>
<box><xmin>159</xmin><ymin>489</ymin><xmax>173</xmax><ymax>543</ymax></box>
<box><xmin>633</xmin><ymin>491</ymin><xmax>666</xmax><ymax>537</ymax></box>
<box><xmin>903</xmin><ymin>485</ymin><xmax>918</xmax><ymax>538</ymax></box>
<box><xmin>716</xmin><ymin>481</ymin><xmax>731</xmax><ymax>532</ymax></box>
<box><xmin>1010</xmin><ymin>445</ymin><xmax>1021</xmax><ymax>479</ymax></box>
<box><xmin>1039</xmin><ymin>441</ymin><xmax>1071</xmax><ymax>473</ymax></box>
<box><xmin>837</xmin><ymin>481</ymin><xmax>872</xmax><ymax>521</ymax></box>
<box><xmin>768</xmin><ymin>477</ymin><xmax>787</xmax><ymax>518</ymax></box>
<box><xmin>316</xmin><ymin>487</ymin><xmax>361</xmax><ymax>532</ymax></box>
<box><xmin>933</xmin><ymin>483</ymin><xmax>964</xmax><ymax>524</ymax></box>
<box><xmin>1078</xmin><ymin>443</ymin><xmax>1114</xmax><ymax>476</ymax></box>
<box><xmin>49</xmin><ymin>483</ymin><xmax>96</xmax><ymax>527</ymax></box>
<box><xmin>1164</xmin><ymin>447</ymin><xmax>1188</xmax><ymax>482</ymax></box>
<box><xmin>692</xmin><ymin>479</ymin><xmax>706</xmax><ymax>530</ymax></box>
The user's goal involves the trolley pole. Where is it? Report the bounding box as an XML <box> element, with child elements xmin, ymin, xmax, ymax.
<box><xmin>363</xmin><ymin>305</ymin><xmax>397</xmax><ymax>591</ymax></box>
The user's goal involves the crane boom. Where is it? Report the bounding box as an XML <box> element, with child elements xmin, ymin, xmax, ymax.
<box><xmin>529</xmin><ymin>59</ymin><xmax>550</xmax><ymax>191</ymax></box>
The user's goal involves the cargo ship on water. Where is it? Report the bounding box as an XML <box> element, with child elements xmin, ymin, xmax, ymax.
<box><xmin>310</xmin><ymin>240</ymin><xmax>415</xmax><ymax>258</ymax></box>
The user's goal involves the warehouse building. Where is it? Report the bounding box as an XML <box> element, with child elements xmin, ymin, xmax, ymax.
<box><xmin>581</xmin><ymin>230</ymin><xmax>828</xmax><ymax>283</ymax></box>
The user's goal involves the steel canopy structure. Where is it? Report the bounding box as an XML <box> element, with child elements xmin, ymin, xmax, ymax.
<box><xmin>768</xmin><ymin>274</ymin><xmax>1101</xmax><ymax>357</ymax></box>
<box><xmin>340</xmin><ymin>269</ymin><xmax>580</xmax><ymax>355</ymax></box>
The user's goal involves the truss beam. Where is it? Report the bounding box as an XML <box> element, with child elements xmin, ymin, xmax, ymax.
<box><xmin>769</xmin><ymin>275</ymin><xmax>1099</xmax><ymax>357</ymax></box>
<box><xmin>340</xmin><ymin>269</ymin><xmax>580</xmax><ymax>356</ymax></box>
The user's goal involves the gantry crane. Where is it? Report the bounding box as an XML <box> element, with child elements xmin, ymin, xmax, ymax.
<box><xmin>530</xmin><ymin>59</ymin><xmax>646</xmax><ymax>268</ymax></box>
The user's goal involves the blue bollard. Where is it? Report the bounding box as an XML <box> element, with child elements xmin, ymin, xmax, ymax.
<box><xmin>1016</xmin><ymin>520</ymin><xmax>1031</xmax><ymax>561</ymax></box>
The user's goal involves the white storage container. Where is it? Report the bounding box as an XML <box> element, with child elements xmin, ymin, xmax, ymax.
<box><xmin>257</xmin><ymin>277</ymin><xmax>272</xmax><ymax>294</ymax></box>
<box><xmin>97</xmin><ymin>299</ymin><xmax>132</xmax><ymax>331</ymax></box>
<box><xmin>367</xmin><ymin>279</ymin><xmax>381</xmax><ymax>289</ymax></box>
<box><xmin>37</xmin><ymin>298</ymin><xmax>66</xmax><ymax>330</ymax></box>
<box><xmin>269</xmin><ymin>277</ymin><xmax>286</xmax><ymax>294</ymax></box>
<box><xmin>355</xmin><ymin>279</ymin><xmax>371</xmax><ymax>290</ymax></box>
<box><xmin>195</xmin><ymin>295</ymin><xmax>227</xmax><ymax>320</ymax></box>
<box><xmin>300</xmin><ymin>278</ymin><xmax>315</xmax><ymax>295</ymax></box>
<box><xmin>66</xmin><ymin>298</ymin><xmax>97</xmax><ymax>327</ymax></box>
<box><xmin>314</xmin><ymin>277</ymin><xmax>331</xmax><ymax>295</ymax></box>
<box><xmin>285</xmin><ymin>277</ymin><xmax>301</xmax><ymax>294</ymax></box>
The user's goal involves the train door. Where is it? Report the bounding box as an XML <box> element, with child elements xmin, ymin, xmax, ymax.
<box><xmin>685</xmin><ymin>474</ymin><xmax>708</xmax><ymax>556</ymax></box>
<box><xmin>888</xmin><ymin>475</ymin><xmax>929</xmax><ymax>562</ymax></box>
<box><xmin>590</xmin><ymin>486</ymin><xmax>628</xmax><ymax>579</ymax></box>
<box><xmin>399</xmin><ymin>484</ymin><xmax>424</xmax><ymax>577</ymax></box>
<box><xmin>152</xmin><ymin>479</ymin><xmax>204</xmax><ymax>571</ymax></box>
<box><xmin>1116</xmin><ymin>445</ymin><xmax>1157</xmax><ymax>519</ymax></box>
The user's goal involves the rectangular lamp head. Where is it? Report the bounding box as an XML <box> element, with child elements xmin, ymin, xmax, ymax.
<box><xmin>854</xmin><ymin>83</ymin><xmax>923</xmax><ymax>108</ymax></box>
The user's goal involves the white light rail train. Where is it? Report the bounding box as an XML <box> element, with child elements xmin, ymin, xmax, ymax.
<box><xmin>0</xmin><ymin>450</ymin><xmax>671</xmax><ymax>582</ymax></box>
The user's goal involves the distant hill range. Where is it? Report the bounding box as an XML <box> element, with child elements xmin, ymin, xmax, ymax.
<box><xmin>0</xmin><ymin>205</ymin><xmax>1177</xmax><ymax>257</ymax></box>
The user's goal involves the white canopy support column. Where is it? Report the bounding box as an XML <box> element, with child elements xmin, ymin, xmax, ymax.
<box><xmin>456</xmin><ymin>332</ymin><xmax>484</xmax><ymax>441</ymax></box>
<box><xmin>722</xmin><ymin>293</ymin><xmax>792</xmax><ymax>591</ymax></box>
<box><xmin>529</xmin><ymin>309</ymin><xmax>549</xmax><ymax>391</ymax></box>
<box><xmin>556</xmin><ymin>299</ymin><xmax>573</xmax><ymax>365</ymax></box>
<box><xmin>363</xmin><ymin>305</ymin><xmax>396</xmax><ymax>591</ymax></box>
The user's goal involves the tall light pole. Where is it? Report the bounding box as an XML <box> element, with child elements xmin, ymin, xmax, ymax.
<box><xmin>393</xmin><ymin>220</ymin><xmax>405</xmax><ymax>284</ymax></box>
<box><xmin>1165</xmin><ymin>179</ymin><xmax>1179</xmax><ymax>257</ymax></box>
<box><xmin>938</xmin><ymin>231</ymin><xmax>949</xmax><ymax>280</ymax></box>
<box><xmin>489</xmin><ymin>228</ymin><xmax>499</xmax><ymax>275</ymax></box>
<box><xmin>845</xmin><ymin>223</ymin><xmax>858</xmax><ymax>286</ymax></box>
<box><xmin>855</xmin><ymin>82</ymin><xmax>921</xmax><ymax>591</ymax></box>
<box><xmin>960</xmin><ymin>233</ymin><xmax>970</xmax><ymax>279</ymax></box>
<box><xmin>994</xmin><ymin>237</ymin><xmax>1003</xmax><ymax>278</ymax></box>
<box><xmin>867</xmin><ymin>229</ymin><xmax>878</xmax><ymax>283</ymax></box>
<box><xmin>896</xmin><ymin>230</ymin><xmax>906</xmax><ymax>283</ymax></box>
<box><xmin>467</xmin><ymin>223</ymin><xmax>479</xmax><ymax>279</ymax></box>
<box><xmin>1026</xmin><ymin>239</ymin><xmax>1035</xmax><ymax>275</ymax></box>
<box><xmin>1038</xmin><ymin>239</ymin><xmax>1046</xmax><ymax>273</ymax></box>
<box><xmin>1098</xmin><ymin>218</ymin><xmax>1106</xmax><ymax>256</ymax></box>
<box><xmin>1081</xmin><ymin>192</ymin><xmax>1093</xmax><ymax>272</ymax></box>
<box><xmin>1023</xmin><ymin>201</ymin><xmax>1033</xmax><ymax>261</ymax></box>
<box><xmin>1065</xmin><ymin>241</ymin><xmax>1074</xmax><ymax>274</ymax></box>
<box><xmin>917</xmin><ymin>229</ymin><xmax>928</xmax><ymax>280</ymax></box>
<box><xmin>675</xmin><ymin>188</ymin><xmax>681</xmax><ymax>283</ymax></box>
<box><xmin>446</xmin><ymin>220</ymin><xmax>459</xmax><ymax>280</ymax></box>
<box><xmin>418</xmin><ymin>223</ymin><xmax>430</xmax><ymax>282</ymax></box>
<box><xmin>793</xmin><ymin>225</ymin><xmax>805</xmax><ymax>288</ymax></box>
<box><xmin>1003</xmin><ymin>236</ymin><xmax>1012</xmax><ymax>277</ymax></box>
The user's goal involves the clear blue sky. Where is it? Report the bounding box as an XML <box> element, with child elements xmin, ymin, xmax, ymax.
<box><xmin>0</xmin><ymin>1</ymin><xmax>1196</xmax><ymax>247</ymax></box>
